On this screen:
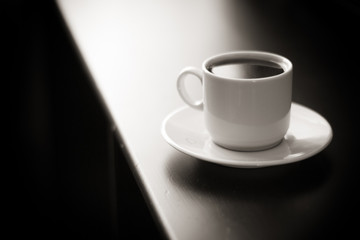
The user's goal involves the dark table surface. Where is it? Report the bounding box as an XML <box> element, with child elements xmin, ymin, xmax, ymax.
<box><xmin>56</xmin><ymin>0</ymin><xmax>359</xmax><ymax>239</ymax></box>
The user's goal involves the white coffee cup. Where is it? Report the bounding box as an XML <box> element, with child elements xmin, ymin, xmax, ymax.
<box><xmin>177</xmin><ymin>51</ymin><xmax>293</xmax><ymax>151</ymax></box>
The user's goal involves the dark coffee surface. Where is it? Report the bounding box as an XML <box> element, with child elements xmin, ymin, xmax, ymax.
<box><xmin>209</xmin><ymin>60</ymin><xmax>284</xmax><ymax>79</ymax></box>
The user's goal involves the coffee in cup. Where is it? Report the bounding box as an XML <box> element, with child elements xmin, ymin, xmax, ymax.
<box><xmin>177</xmin><ymin>51</ymin><xmax>292</xmax><ymax>151</ymax></box>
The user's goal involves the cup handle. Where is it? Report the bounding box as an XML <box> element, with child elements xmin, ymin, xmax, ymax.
<box><xmin>177</xmin><ymin>67</ymin><xmax>204</xmax><ymax>111</ymax></box>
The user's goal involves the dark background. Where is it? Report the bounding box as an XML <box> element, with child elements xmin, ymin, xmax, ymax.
<box><xmin>6</xmin><ymin>0</ymin><xmax>359</xmax><ymax>239</ymax></box>
<box><xmin>7</xmin><ymin>0</ymin><xmax>161</xmax><ymax>239</ymax></box>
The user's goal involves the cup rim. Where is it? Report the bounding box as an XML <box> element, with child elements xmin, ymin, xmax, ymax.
<box><xmin>203</xmin><ymin>51</ymin><xmax>293</xmax><ymax>81</ymax></box>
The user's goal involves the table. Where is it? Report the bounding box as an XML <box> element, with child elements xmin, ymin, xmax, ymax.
<box><xmin>56</xmin><ymin>0</ymin><xmax>358</xmax><ymax>239</ymax></box>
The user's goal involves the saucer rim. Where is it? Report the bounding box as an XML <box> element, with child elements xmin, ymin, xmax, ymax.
<box><xmin>161</xmin><ymin>103</ymin><xmax>333</xmax><ymax>168</ymax></box>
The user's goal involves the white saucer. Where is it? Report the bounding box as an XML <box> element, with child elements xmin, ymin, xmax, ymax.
<box><xmin>162</xmin><ymin>103</ymin><xmax>333</xmax><ymax>168</ymax></box>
